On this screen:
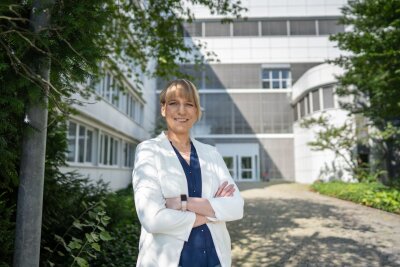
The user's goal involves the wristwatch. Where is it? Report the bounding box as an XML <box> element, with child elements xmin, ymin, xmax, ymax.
<box><xmin>180</xmin><ymin>194</ymin><xmax>187</xmax><ymax>211</ymax></box>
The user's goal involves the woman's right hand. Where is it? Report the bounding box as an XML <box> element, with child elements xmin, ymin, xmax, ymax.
<box><xmin>214</xmin><ymin>181</ymin><xmax>235</xmax><ymax>197</ymax></box>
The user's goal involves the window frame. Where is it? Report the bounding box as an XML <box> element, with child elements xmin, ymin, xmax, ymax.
<box><xmin>67</xmin><ymin>121</ymin><xmax>95</xmax><ymax>165</ymax></box>
<box><xmin>261</xmin><ymin>68</ymin><xmax>292</xmax><ymax>89</ymax></box>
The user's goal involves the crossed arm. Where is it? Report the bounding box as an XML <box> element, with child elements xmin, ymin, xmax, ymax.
<box><xmin>165</xmin><ymin>181</ymin><xmax>235</xmax><ymax>227</ymax></box>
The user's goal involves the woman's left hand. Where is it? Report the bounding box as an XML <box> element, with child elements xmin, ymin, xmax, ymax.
<box><xmin>165</xmin><ymin>197</ymin><xmax>181</xmax><ymax>210</ymax></box>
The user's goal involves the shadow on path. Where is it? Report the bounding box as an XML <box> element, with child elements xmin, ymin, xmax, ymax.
<box><xmin>227</xmin><ymin>198</ymin><xmax>398</xmax><ymax>267</ymax></box>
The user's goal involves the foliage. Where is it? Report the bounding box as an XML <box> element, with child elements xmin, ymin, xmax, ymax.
<box><xmin>311</xmin><ymin>181</ymin><xmax>400</xmax><ymax>214</ymax></box>
<box><xmin>40</xmin><ymin>112</ymin><xmax>113</xmax><ymax>267</ymax></box>
<box><xmin>0</xmin><ymin>194</ymin><xmax>15</xmax><ymax>267</ymax></box>
<box><xmin>1</xmin><ymin>0</ymin><xmax>245</xmax><ymax>265</ymax></box>
<box><xmin>91</xmin><ymin>186</ymin><xmax>141</xmax><ymax>267</ymax></box>
<box><xmin>300</xmin><ymin>113</ymin><xmax>357</xmax><ymax>174</ymax></box>
<box><xmin>330</xmin><ymin>0</ymin><xmax>400</xmax><ymax>121</ymax></box>
<box><xmin>45</xmin><ymin>199</ymin><xmax>112</xmax><ymax>267</ymax></box>
<box><xmin>330</xmin><ymin>0</ymin><xmax>400</xmax><ymax>179</ymax></box>
<box><xmin>300</xmin><ymin>112</ymin><xmax>400</xmax><ymax>183</ymax></box>
<box><xmin>0</xmin><ymin>0</ymin><xmax>246</xmax><ymax>116</ymax></box>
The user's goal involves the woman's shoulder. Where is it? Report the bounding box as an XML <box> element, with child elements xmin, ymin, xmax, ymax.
<box><xmin>192</xmin><ymin>138</ymin><xmax>218</xmax><ymax>153</ymax></box>
<box><xmin>137</xmin><ymin>135</ymin><xmax>164</xmax><ymax>150</ymax></box>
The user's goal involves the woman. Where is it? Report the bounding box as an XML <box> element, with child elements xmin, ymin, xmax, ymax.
<box><xmin>132</xmin><ymin>79</ymin><xmax>244</xmax><ymax>267</ymax></box>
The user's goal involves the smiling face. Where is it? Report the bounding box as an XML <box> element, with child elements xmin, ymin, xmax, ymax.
<box><xmin>161</xmin><ymin>85</ymin><xmax>198</xmax><ymax>136</ymax></box>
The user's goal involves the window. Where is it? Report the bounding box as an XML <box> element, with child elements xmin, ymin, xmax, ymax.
<box><xmin>261</xmin><ymin>20</ymin><xmax>287</xmax><ymax>36</ymax></box>
<box><xmin>290</xmin><ymin>20</ymin><xmax>316</xmax><ymax>35</ymax></box>
<box><xmin>318</xmin><ymin>19</ymin><xmax>344</xmax><ymax>35</ymax></box>
<box><xmin>67</xmin><ymin>122</ymin><xmax>94</xmax><ymax>163</ymax></box>
<box><xmin>204</xmin><ymin>22</ymin><xmax>230</xmax><ymax>37</ymax></box>
<box><xmin>92</xmin><ymin>72</ymin><xmax>144</xmax><ymax>124</ymax></box>
<box><xmin>262</xmin><ymin>69</ymin><xmax>291</xmax><ymax>89</ymax></box>
<box><xmin>99</xmin><ymin>133</ymin><xmax>119</xmax><ymax>166</ymax></box>
<box><xmin>312</xmin><ymin>90</ymin><xmax>320</xmax><ymax>112</ymax></box>
<box><xmin>124</xmin><ymin>142</ymin><xmax>137</xmax><ymax>167</ymax></box>
<box><xmin>300</xmin><ymin>99</ymin><xmax>305</xmax><ymax>118</ymax></box>
<box><xmin>304</xmin><ymin>96</ymin><xmax>310</xmax><ymax>115</ymax></box>
<box><xmin>183</xmin><ymin>22</ymin><xmax>202</xmax><ymax>37</ymax></box>
<box><xmin>233</xmin><ymin>21</ymin><xmax>258</xmax><ymax>36</ymax></box>
<box><xmin>323</xmin><ymin>86</ymin><xmax>335</xmax><ymax>109</ymax></box>
<box><xmin>67</xmin><ymin>122</ymin><xmax>77</xmax><ymax>162</ymax></box>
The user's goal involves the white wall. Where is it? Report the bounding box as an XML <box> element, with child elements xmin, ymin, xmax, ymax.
<box><xmin>293</xmin><ymin>109</ymin><xmax>353</xmax><ymax>184</ymax></box>
<box><xmin>292</xmin><ymin>63</ymin><xmax>353</xmax><ymax>183</ymax></box>
<box><xmin>60</xmin><ymin>166</ymin><xmax>132</xmax><ymax>191</ymax></box>
<box><xmin>191</xmin><ymin>37</ymin><xmax>341</xmax><ymax>64</ymax></box>
<box><xmin>185</xmin><ymin>0</ymin><xmax>344</xmax><ymax>19</ymax></box>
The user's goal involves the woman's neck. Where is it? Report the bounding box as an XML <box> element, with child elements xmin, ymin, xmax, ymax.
<box><xmin>166</xmin><ymin>131</ymin><xmax>191</xmax><ymax>152</ymax></box>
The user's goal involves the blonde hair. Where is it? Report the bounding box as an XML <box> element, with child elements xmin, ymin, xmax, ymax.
<box><xmin>160</xmin><ymin>79</ymin><xmax>202</xmax><ymax>121</ymax></box>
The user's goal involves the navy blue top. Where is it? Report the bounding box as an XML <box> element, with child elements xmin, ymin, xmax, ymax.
<box><xmin>171</xmin><ymin>142</ymin><xmax>221</xmax><ymax>267</ymax></box>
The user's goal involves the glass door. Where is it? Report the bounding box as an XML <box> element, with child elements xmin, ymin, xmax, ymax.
<box><xmin>216</xmin><ymin>143</ymin><xmax>259</xmax><ymax>182</ymax></box>
<box><xmin>240</xmin><ymin>156</ymin><xmax>253</xmax><ymax>180</ymax></box>
<box><xmin>223</xmin><ymin>156</ymin><xmax>236</xmax><ymax>180</ymax></box>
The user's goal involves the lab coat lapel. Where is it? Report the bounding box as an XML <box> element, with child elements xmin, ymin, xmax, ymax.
<box><xmin>157</xmin><ymin>132</ymin><xmax>188</xmax><ymax>196</ymax></box>
<box><xmin>191</xmin><ymin>138</ymin><xmax>213</xmax><ymax>198</ymax></box>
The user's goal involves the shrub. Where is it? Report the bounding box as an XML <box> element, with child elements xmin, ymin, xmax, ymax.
<box><xmin>91</xmin><ymin>186</ymin><xmax>141</xmax><ymax>267</ymax></box>
<box><xmin>0</xmin><ymin>193</ymin><xmax>15</xmax><ymax>267</ymax></box>
<box><xmin>312</xmin><ymin>181</ymin><xmax>400</xmax><ymax>214</ymax></box>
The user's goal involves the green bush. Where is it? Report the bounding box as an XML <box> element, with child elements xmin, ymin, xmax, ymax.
<box><xmin>0</xmin><ymin>193</ymin><xmax>15</xmax><ymax>267</ymax></box>
<box><xmin>91</xmin><ymin>186</ymin><xmax>141</xmax><ymax>267</ymax></box>
<box><xmin>312</xmin><ymin>181</ymin><xmax>400</xmax><ymax>214</ymax></box>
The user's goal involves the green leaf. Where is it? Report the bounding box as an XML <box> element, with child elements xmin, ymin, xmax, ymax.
<box><xmin>73</xmin><ymin>220</ymin><xmax>83</xmax><ymax>230</ymax></box>
<box><xmin>75</xmin><ymin>256</ymin><xmax>89</xmax><ymax>267</ymax></box>
<box><xmin>91</xmin><ymin>242</ymin><xmax>101</xmax><ymax>252</ymax></box>
<box><xmin>99</xmin><ymin>231</ymin><xmax>113</xmax><ymax>241</ymax></box>
<box><xmin>68</xmin><ymin>240</ymin><xmax>82</xmax><ymax>250</ymax></box>
<box><xmin>85</xmin><ymin>233</ymin><xmax>93</xmax><ymax>242</ymax></box>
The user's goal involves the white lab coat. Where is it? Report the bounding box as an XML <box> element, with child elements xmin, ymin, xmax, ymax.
<box><xmin>132</xmin><ymin>132</ymin><xmax>244</xmax><ymax>267</ymax></box>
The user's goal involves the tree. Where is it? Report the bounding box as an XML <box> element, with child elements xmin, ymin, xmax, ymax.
<box><xmin>330</xmin><ymin>0</ymin><xmax>400</xmax><ymax>180</ymax></box>
<box><xmin>0</xmin><ymin>0</ymin><xmax>245</xmax><ymax>266</ymax></box>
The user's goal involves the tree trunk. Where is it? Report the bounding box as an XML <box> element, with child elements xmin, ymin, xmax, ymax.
<box><xmin>13</xmin><ymin>1</ymin><xmax>52</xmax><ymax>266</ymax></box>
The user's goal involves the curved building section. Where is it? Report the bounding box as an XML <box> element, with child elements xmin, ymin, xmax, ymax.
<box><xmin>292</xmin><ymin>63</ymin><xmax>352</xmax><ymax>183</ymax></box>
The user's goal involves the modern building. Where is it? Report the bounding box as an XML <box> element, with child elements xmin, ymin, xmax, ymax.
<box><xmin>164</xmin><ymin>0</ymin><xmax>350</xmax><ymax>183</ymax></box>
<box><xmin>64</xmin><ymin>0</ymin><xmax>352</xmax><ymax>188</ymax></box>
<box><xmin>62</xmin><ymin>65</ymin><xmax>157</xmax><ymax>190</ymax></box>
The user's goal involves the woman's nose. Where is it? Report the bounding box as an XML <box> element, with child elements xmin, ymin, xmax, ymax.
<box><xmin>177</xmin><ymin>104</ymin><xmax>186</xmax><ymax>114</ymax></box>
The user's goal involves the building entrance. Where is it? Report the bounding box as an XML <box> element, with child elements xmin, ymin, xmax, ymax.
<box><xmin>216</xmin><ymin>143</ymin><xmax>259</xmax><ymax>182</ymax></box>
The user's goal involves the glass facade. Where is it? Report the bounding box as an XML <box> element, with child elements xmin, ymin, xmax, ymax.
<box><xmin>293</xmin><ymin>85</ymin><xmax>337</xmax><ymax>121</ymax></box>
<box><xmin>204</xmin><ymin>21</ymin><xmax>230</xmax><ymax>36</ymax></box>
<box><xmin>290</xmin><ymin>20</ymin><xmax>316</xmax><ymax>35</ymax></box>
<box><xmin>184</xmin><ymin>17</ymin><xmax>343</xmax><ymax>38</ymax></box>
<box><xmin>233</xmin><ymin>21</ymin><xmax>259</xmax><ymax>36</ymax></box>
<box><xmin>193</xmin><ymin>93</ymin><xmax>293</xmax><ymax>134</ymax></box>
<box><xmin>261</xmin><ymin>20</ymin><xmax>287</xmax><ymax>36</ymax></box>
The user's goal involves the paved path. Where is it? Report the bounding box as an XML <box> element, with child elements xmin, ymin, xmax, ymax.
<box><xmin>227</xmin><ymin>182</ymin><xmax>400</xmax><ymax>267</ymax></box>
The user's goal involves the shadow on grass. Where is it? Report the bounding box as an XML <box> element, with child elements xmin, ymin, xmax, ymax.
<box><xmin>227</xmin><ymin>198</ymin><xmax>398</xmax><ymax>267</ymax></box>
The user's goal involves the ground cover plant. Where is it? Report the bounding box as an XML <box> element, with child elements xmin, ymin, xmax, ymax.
<box><xmin>311</xmin><ymin>181</ymin><xmax>400</xmax><ymax>214</ymax></box>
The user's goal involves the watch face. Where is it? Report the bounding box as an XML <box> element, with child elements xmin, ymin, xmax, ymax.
<box><xmin>181</xmin><ymin>194</ymin><xmax>187</xmax><ymax>201</ymax></box>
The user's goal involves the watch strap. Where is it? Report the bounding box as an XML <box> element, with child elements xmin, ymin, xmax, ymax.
<box><xmin>180</xmin><ymin>194</ymin><xmax>187</xmax><ymax>211</ymax></box>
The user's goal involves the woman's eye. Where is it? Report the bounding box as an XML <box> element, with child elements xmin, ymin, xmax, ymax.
<box><xmin>186</xmin><ymin>103</ymin><xmax>194</xmax><ymax>107</ymax></box>
<box><xmin>168</xmin><ymin>102</ymin><xmax>177</xmax><ymax>105</ymax></box>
